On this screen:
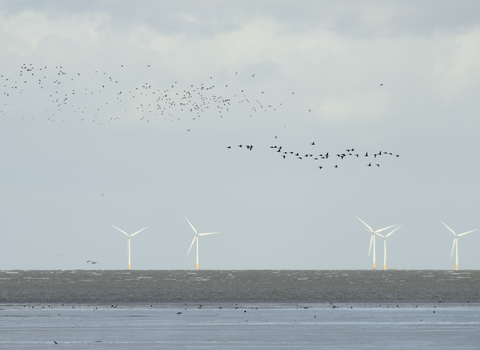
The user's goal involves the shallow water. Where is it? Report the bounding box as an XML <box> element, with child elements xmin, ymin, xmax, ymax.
<box><xmin>0</xmin><ymin>270</ymin><xmax>478</xmax><ymax>304</ymax></box>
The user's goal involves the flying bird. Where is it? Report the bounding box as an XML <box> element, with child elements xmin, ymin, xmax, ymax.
<box><xmin>87</xmin><ymin>260</ymin><xmax>102</xmax><ymax>266</ymax></box>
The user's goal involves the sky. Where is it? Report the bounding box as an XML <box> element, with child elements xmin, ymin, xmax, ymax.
<box><xmin>1</xmin><ymin>0</ymin><xmax>480</xmax><ymax>270</ymax></box>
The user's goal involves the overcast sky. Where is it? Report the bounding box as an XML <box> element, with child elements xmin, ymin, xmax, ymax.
<box><xmin>1</xmin><ymin>1</ymin><xmax>480</xmax><ymax>270</ymax></box>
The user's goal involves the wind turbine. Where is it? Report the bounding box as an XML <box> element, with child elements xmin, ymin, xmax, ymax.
<box><xmin>356</xmin><ymin>217</ymin><xmax>396</xmax><ymax>270</ymax></box>
<box><xmin>441</xmin><ymin>221</ymin><xmax>477</xmax><ymax>271</ymax></box>
<box><xmin>185</xmin><ymin>216</ymin><xmax>219</xmax><ymax>270</ymax></box>
<box><xmin>374</xmin><ymin>226</ymin><xmax>401</xmax><ymax>270</ymax></box>
<box><xmin>111</xmin><ymin>225</ymin><xmax>148</xmax><ymax>270</ymax></box>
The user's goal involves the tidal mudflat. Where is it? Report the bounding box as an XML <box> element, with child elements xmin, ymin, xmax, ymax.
<box><xmin>1</xmin><ymin>303</ymin><xmax>478</xmax><ymax>349</ymax></box>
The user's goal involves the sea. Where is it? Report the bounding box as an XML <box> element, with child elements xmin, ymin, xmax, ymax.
<box><xmin>1</xmin><ymin>270</ymin><xmax>478</xmax><ymax>305</ymax></box>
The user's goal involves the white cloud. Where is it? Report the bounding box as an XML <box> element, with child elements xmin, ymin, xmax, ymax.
<box><xmin>1</xmin><ymin>10</ymin><xmax>109</xmax><ymax>53</ymax></box>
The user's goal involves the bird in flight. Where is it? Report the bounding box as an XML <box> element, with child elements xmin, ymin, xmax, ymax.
<box><xmin>87</xmin><ymin>260</ymin><xmax>102</xmax><ymax>266</ymax></box>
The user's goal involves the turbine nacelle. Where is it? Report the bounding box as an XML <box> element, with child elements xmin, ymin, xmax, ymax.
<box><xmin>111</xmin><ymin>225</ymin><xmax>149</xmax><ymax>238</ymax></box>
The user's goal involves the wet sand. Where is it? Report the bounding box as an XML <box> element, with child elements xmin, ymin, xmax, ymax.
<box><xmin>0</xmin><ymin>303</ymin><xmax>479</xmax><ymax>349</ymax></box>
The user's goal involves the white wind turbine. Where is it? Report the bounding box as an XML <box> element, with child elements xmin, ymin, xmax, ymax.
<box><xmin>185</xmin><ymin>216</ymin><xmax>219</xmax><ymax>270</ymax></box>
<box><xmin>357</xmin><ymin>217</ymin><xmax>396</xmax><ymax>270</ymax></box>
<box><xmin>111</xmin><ymin>225</ymin><xmax>148</xmax><ymax>270</ymax></box>
<box><xmin>374</xmin><ymin>226</ymin><xmax>401</xmax><ymax>270</ymax></box>
<box><xmin>441</xmin><ymin>221</ymin><xmax>477</xmax><ymax>271</ymax></box>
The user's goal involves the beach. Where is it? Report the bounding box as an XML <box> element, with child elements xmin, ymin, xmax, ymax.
<box><xmin>1</xmin><ymin>303</ymin><xmax>479</xmax><ymax>349</ymax></box>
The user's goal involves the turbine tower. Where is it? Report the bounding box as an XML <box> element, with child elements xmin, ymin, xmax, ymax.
<box><xmin>374</xmin><ymin>226</ymin><xmax>401</xmax><ymax>270</ymax></box>
<box><xmin>441</xmin><ymin>221</ymin><xmax>477</xmax><ymax>271</ymax></box>
<box><xmin>111</xmin><ymin>225</ymin><xmax>148</xmax><ymax>270</ymax></box>
<box><xmin>185</xmin><ymin>216</ymin><xmax>219</xmax><ymax>270</ymax></box>
<box><xmin>356</xmin><ymin>217</ymin><xmax>396</xmax><ymax>270</ymax></box>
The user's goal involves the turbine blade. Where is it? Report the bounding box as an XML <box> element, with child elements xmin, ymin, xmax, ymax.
<box><xmin>451</xmin><ymin>238</ymin><xmax>456</xmax><ymax>258</ymax></box>
<box><xmin>385</xmin><ymin>225</ymin><xmax>401</xmax><ymax>238</ymax></box>
<box><xmin>187</xmin><ymin>236</ymin><xmax>196</xmax><ymax>255</ymax></box>
<box><xmin>184</xmin><ymin>216</ymin><xmax>198</xmax><ymax>235</ymax></box>
<box><xmin>376</xmin><ymin>224</ymin><xmax>396</xmax><ymax>233</ymax></box>
<box><xmin>198</xmin><ymin>232</ymin><xmax>220</xmax><ymax>236</ymax></box>
<box><xmin>130</xmin><ymin>226</ymin><xmax>149</xmax><ymax>237</ymax></box>
<box><xmin>111</xmin><ymin>225</ymin><xmax>130</xmax><ymax>237</ymax></box>
<box><xmin>458</xmin><ymin>229</ymin><xmax>477</xmax><ymax>237</ymax></box>
<box><xmin>357</xmin><ymin>217</ymin><xmax>373</xmax><ymax>232</ymax></box>
<box><xmin>441</xmin><ymin>221</ymin><xmax>457</xmax><ymax>236</ymax></box>
<box><xmin>374</xmin><ymin>232</ymin><xmax>384</xmax><ymax>238</ymax></box>
<box><xmin>368</xmin><ymin>234</ymin><xmax>374</xmax><ymax>256</ymax></box>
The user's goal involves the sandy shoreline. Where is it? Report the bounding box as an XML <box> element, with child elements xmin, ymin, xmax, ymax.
<box><xmin>1</xmin><ymin>303</ymin><xmax>479</xmax><ymax>349</ymax></box>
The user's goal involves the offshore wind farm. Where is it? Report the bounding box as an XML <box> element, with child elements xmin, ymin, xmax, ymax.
<box><xmin>94</xmin><ymin>218</ymin><xmax>476</xmax><ymax>271</ymax></box>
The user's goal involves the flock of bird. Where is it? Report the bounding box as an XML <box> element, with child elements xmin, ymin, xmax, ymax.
<box><xmin>0</xmin><ymin>63</ymin><xmax>286</xmax><ymax>125</ymax></box>
<box><xmin>1</xmin><ymin>63</ymin><xmax>400</xmax><ymax>170</ymax></box>
<box><xmin>229</xmin><ymin>141</ymin><xmax>400</xmax><ymax>169</ymax></box>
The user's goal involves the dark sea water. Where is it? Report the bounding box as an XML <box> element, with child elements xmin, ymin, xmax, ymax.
<box><xmin>0</xmin><ymin>270</ymin><xmax>478</xmax><ymax>304</ymax></box>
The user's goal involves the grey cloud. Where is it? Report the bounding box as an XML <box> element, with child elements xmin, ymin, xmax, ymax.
<box><xmin>2</xmin><ymin>1</ymin><xmax>480</xmax><ymax>39</ymax></box>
